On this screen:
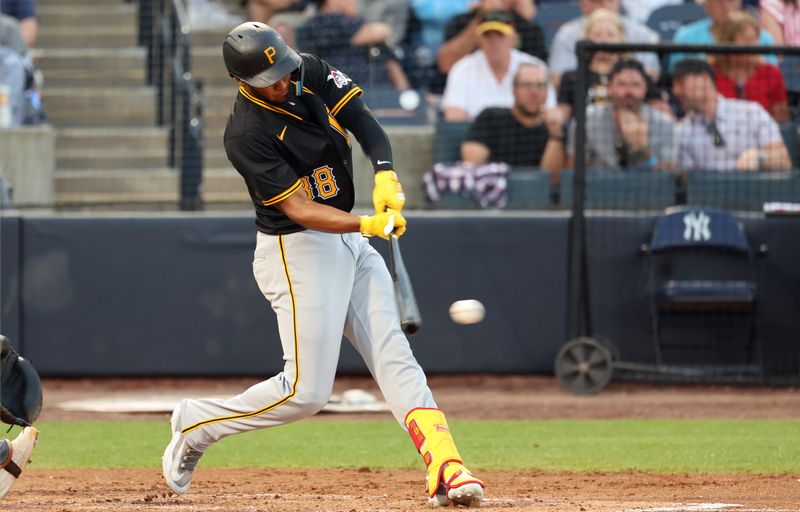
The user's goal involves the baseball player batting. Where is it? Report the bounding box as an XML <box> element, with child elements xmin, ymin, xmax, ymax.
<box><xmin>161</xmin><ymin>22</ymin><xmax>484</xmax><ymax>507</ymax></box>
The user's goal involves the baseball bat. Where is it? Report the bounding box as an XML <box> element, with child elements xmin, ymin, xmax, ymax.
<box><xmin>388</xmin><ymin>234</ymin><xmax>422</xmax><ymax>335</ymax></box>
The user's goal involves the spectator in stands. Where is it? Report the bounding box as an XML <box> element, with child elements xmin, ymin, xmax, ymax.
<box><xmin>712</xmin><ymin>12</ymin><xmax>789</xmax><ymax>122</ymax></box>
<box><xmin>673</xmin><ymin>59</ymin><xmax>791</xmax><ymax>171</ymax></box>
<box><xmin>361</xmin><ymin>0</ymin><xmax>410</xmax><ymax>46</ymax></box>
<box><xmin>541</xmin><ymin>59</ymin><xmax>676</xmax><ymax>172</ymax></box>
<box><xmin>620</xmin><ymin>0</ymin><xmax>683</xmax><ymax>23</ymax></box>
<box><xmin>548</xmin><ymin>0</ymin><xmax>660</xmax><ymax>89</ymax></box>
<box><xmin>0</xmin><ymin>15</ymin><xmax>31</xmax><ymax>126</ymax></box>
<box><xmin>760</xmin><ymin>0</ymin><xmax>800</xmax><ymax>46</ymax></box>
<box><xmin>0</xmin><ymin>0</ymin><xmax>37</xmax><ymax>47</ymax></box>
<box><xmin>440</xmin><ymin>10</ymin><xmax>553</xmax><ymax>121</ymax></box>
<box><xmin>557</xmin><ymin>9</ymin><xmax>665</xmax><ymax>119</ymax></box>
<box><xmin>409</xmin><ymin>0</ymin><xmax>472</xmax><ymax>56</ymax></box>
<box><xmin>404</xmin><ymin>0</ymin><xmax>472</xmax><ymax>92</ymax></box>
<box><xmin>247</xmin><ymin>0</ymin><xmax>307</xmax><ymax>27</ymax></box>
<box><xmin>437</xmin><ymin>0</ymin><xmax>545</xmax><ymax>76</ymax></box>
<box><xmin>295</xmin><ymin>0</ymin><xmax>409</xmax><ymax>91</ymax></box>
<box><xmin>668</xmin><ymin>0</ymin><xmax>777</xmax><ymax>70</ymax></box>
<box><xmin>460</xmin><ymin>63</ymin><xmax>552</xmax><ymax>167</ymax></box>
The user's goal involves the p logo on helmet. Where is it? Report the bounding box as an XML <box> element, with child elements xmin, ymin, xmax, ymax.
<box><xmin>264</xmin><ymin>46</ymin><xmax>276</xmax><ymax>65</ymax></box>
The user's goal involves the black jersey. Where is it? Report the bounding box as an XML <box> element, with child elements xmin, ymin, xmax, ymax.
<box><xmin>224</xmin><ymin>53</ymin><xmax>365</xmax><ymax>235</ymax></box>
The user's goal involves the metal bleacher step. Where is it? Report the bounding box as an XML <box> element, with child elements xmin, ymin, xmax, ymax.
<box><xmin>56</xmin><ymin>127</ymin><xmax>169</xmax><ymax>152</ymax></box>
<box><xmin>56</xmin><ymin>168</ymin><xmax>179</xmax><ymax>205</ymax></box>
<box><xmin>36</xmin><ymin>4</ymin><xmax>137</xmax><ymax>27</ymax></box>
<box><xmin>56</xmin><ymin>148</ymin><xmax>169</xmax><ymax>170</ymax></box>
<box><xmin>201</xmin><ymin>168</ymin><xmax>249</xmax><ymax>203</ymax></box>
<box><xmin>44</xmin><ymin>87</ymin><xmax>157</xmax><ymax>128</ymax></box>
<box><xmin>36</xmin><ymin>23</ymin><xmax>137</xmax><ymax>49</ymax></box>
<box><xmin>33</xmin><ymin>48</ymin><xmax>147</xmax><ymax>87</ymax></box>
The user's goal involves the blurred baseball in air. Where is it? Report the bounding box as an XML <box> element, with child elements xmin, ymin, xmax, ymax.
<box><xmin>399</xmin><ymin>89</ymin><xmax>420</xmax><ymax>111</ymax></box>
<box><xmin>449</xmin><ymin>299</ymin><xmax>485</xmax><ymax>325</ymax></box>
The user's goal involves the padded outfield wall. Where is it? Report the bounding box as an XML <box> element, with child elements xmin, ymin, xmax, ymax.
<box><xmin>0</xmin><ymin>212</ymin><xmax>798</xmax><ymax>378</ymax></box>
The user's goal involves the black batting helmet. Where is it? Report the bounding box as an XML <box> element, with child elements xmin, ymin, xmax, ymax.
<box><xmin>223</xmin><ymin>22</ymin><xmax>301</xmax><ymax>88</ymax></box>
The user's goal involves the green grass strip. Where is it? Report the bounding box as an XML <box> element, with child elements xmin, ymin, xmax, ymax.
<box><xmin>28</xmin><ymin>419</ymin><xmax>800</xmax><ymax>473</ymax></box>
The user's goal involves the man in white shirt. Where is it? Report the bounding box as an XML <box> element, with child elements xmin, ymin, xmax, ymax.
<box><xmin>440</xmin><ymin>10</ymin><xmax>554</xmax><ymax>121</ymax></box>
<box><xmin>673</xmin><ymin>59</ymin><xmax>791</xmax><ymax>172</ymax></box>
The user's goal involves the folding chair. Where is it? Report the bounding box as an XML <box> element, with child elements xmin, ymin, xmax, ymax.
<box><xmin>642</xmin><ymin>207</ymin><xmax>765</xmax><ymax>373</ymax></box>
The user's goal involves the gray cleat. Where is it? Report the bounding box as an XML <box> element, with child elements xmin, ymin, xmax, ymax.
<box><xmin>162</xmin><ymin>399</ymin><xmax>204</xmax><ymax>494</ymax></box>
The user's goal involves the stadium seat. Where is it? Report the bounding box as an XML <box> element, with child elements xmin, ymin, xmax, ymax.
<box><xmin>642</xmin><ymin>206</ymin><xmax>763</xmax><ymax>369</ymax></box>
<box><xmin>506</xmin><ymin>168</ymin><xmax>553</xmax><ymax>208</ymax></box>
<box><xmin>686</xmin><ymin>171</ymin><xmax>800</xmax><ymax>211</ymax></box>
<box><xmin>559</xmin><ymin>170</ymin><xmax>678</xmax><ymax>210</ymax></box>
<box><xmin>433</xmin><ymin>120</ymin><xmax>470</xmax><ymax>163</ymax></box>
<box><xmin>536</xmin><ymin>0</ymin><xmax>582</xmax><ymax>47</ymax></box>
<box><xmin>645</xmin><ymin>3</ymin><xmax>707</xmax><ymax>41</ymax></box>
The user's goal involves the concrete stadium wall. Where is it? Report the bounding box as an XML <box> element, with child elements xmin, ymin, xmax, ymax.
<box><xmin>0</xmin><ymin>126</ymin><xmax>56</xmax><ymax>207</ymax></box>
<box><xmin>352</xmin><ymin>125</ymin><xmax>435</xmax><ymax>210</ymax></box>
<box><xmin>1</xmin><ymin>212</ymin><xmax>798</xmax><ymax>378</ymax></box>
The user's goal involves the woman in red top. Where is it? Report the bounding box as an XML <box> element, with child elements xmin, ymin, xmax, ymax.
<box><xmin>712</xmin><ymin>11</ymin><xmax>789</xmax><ymax>123</ymax></box>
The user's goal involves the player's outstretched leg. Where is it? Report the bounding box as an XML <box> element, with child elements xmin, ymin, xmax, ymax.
<box><xmin>162</xmin><ymin>399</ymin><xmax>205</xmax><ymax>494</ymax></box>
<box><xmin>406</xmin><ymin>408</ymin><xmax>484</xmax><ymax>507</ymax></box>
<box><xmin>0</xmin><ymin>426</ymin><xmax>39</xmax><ymax>499</ymax></box>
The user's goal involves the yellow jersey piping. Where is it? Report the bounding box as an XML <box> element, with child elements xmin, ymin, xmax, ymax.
<box><xmin>240</xmin><ymin>86</ymin><xmax>303</xmax><ymax>121</ymax></box>
<box><xmin>330</xmin><ymin>86</ymin><xmax>363</xmax><ymax>116</ymax></box>
<box><xmin>261</xmin><ymin>179</ymin><xmax>302</xmax><ymax>206</ymax></box>
<box><xmin>181</xmin><ymin>235</ymin><xmax>300</xmax><ymax>435</ymax></box>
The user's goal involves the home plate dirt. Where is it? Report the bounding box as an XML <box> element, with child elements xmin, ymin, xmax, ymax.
<box><xmin>7</xmin><ymin>375</ymin><xmax>799</xmax><ymax>511</ymax></box>
<box><xmin>3</xmin><ymin>469</ymin><xmax>797</xmax><ymax>511</ymax></box>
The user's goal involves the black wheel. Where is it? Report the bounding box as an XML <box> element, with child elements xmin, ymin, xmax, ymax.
<box><xmin>555</xmin><ymin>337</ymin><xmax>614</xmax><ymax>395</ymax></box>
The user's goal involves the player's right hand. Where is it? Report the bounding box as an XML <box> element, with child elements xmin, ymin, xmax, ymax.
<box><xmin>359</xmin><ymin>209</ymin><xmax>406</xmax><ymax>239</ymax></box>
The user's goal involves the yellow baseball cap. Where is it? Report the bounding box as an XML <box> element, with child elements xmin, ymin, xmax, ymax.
<box><xmin>476</xmin><ymin>11</ymin><xmax>515</xmax><ymax>36</ymax></box>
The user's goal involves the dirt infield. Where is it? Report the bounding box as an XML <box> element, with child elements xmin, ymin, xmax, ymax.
<box><xmin>6</xmin><ymin>469</ymin><xmax>799</xmax><ymax>511</ymax></box>
<box><xmin>4</xmin><ymin>375</ymin><xmax>800</xmax><ymax>511</ymax></box>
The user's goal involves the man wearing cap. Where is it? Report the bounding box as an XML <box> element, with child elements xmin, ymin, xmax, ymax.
<box><xmin>437</xmin><ymin>0</ymin><xmax>546</xmax><ymax>75</ymax></box>
<box><xmin>441</xmin><ymin>10</ymin><xmax>555</xmax><ymax>121</ymax></box>
<box><xmin>161</xmin><ymin>22</ymin><xmax>485</xmax><ymax>508</ymax></box>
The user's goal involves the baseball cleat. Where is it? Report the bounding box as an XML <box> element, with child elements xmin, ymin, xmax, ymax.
<box><xmin>0</xmin><ymin>426</ymin><xmax>39</xmax><ymax>499</ymax></box>
<box><xmin>162</xmin><ymin>399</ymin><xmax>204</xmax><ymax>495</ymax></box>
<box><xmin>427</xmin><ymin>462</ymin><xmax>484</xmax><ymax>507</ymax></box>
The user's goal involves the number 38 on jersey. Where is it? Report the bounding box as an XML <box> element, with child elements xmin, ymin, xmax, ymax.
<box><xmin>300</xmin><ymin>165</ymin><xmax>340</xmax><ymax>200</ymax></box>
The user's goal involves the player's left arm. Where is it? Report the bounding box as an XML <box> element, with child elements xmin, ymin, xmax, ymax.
<box><xmin>337</xmin><ymin>97</ymin><xmax>405</xmax><ymax>212</ymax></box>
<box><xmin>302</xmin><ymin>53</ymin><xmax>405</xmax><ymax>212</ymax></box>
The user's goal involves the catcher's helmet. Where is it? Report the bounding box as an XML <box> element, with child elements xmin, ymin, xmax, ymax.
<box><xmin>223</xmin><ymin>22</ymin><xmax>301</xmax><ymax>88</ymax></box>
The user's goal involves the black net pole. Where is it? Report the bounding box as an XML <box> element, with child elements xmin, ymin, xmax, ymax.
<box><xmin>566</xmin><ymin>40</ymin><xmax>592</xmax><ymax>340</ymax></box>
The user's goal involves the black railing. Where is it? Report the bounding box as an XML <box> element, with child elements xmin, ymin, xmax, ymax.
<box><xmin>140</xmin><ymin>0</ymin><xmax>204</xmax><ymax>210</ymax></box>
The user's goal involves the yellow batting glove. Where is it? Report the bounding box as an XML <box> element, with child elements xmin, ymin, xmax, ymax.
<box><xmin>359</xmin><ymin>209</ymin><xmax>407</xmax><ymax>239</ymax></box>
<box><xmin>373</xmin><ymin>170</ymin><xmax>406</xmax><ymax>213</ymax></box>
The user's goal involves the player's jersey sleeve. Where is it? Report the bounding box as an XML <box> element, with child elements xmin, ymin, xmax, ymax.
<box><xmin>225</xmin><ymin>134</ymin><xmax>302</xmax><ymax>206</ymax></box>
<box><xmin>300</xmin><ymin>53</ymin><xmax>364</xmax><ymax>117</ymax></box>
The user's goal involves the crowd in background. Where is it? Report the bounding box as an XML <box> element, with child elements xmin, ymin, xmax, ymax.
<box><xmin>240</xmin><ymin>0</ymin><xmax>800</xmax><ymax>179</ymax></box>
<box><xmin>3</xmin><ymin>0</ymin><xmax>799</xmax><ymax>177</ymax></box>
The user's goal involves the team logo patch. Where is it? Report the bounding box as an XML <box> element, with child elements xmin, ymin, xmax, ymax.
<box><xmin>327</xmin><ymin>69</ymin><xmax>352</xmax><ymax>89</ymax></box>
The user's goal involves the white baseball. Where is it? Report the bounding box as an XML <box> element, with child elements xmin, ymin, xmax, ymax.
<box><xmin>399</xmin><ymin>89</ymin><xmax>420</xmax><ymax>111</ymax></box>
<box><xmin>449</xmin><ymin>299</ymin><xmax>485</xmax><ymax>325</ymax></box>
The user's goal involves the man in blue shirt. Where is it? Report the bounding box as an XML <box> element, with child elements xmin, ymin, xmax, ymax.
<box><xmin>668</xmin><ymin>0</ymin><xmax>775</xmax><ymax>70</ymax></box>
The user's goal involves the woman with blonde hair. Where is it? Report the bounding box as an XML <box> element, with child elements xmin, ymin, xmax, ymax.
<box><xmin>556</xmin><ymin>9</ymin><xmax>659</xmax><ymax>119</ymax></box>
<box><xmin>712</xmin><ymin>11</ymin><xmax>789</xmax><ymax>122</ymax></box>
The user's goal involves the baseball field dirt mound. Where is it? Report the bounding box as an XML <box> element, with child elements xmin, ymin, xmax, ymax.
<box><xmin>4</xmin><ymin>469</ymin><xmax>798</xmax><ymax>511</ymax></box>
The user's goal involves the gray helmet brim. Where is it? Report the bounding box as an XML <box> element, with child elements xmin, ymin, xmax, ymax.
<box><xmin>239</xmin><ymin>48</ymin><xmax>302</xmax><ymax>88</ymax></box>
